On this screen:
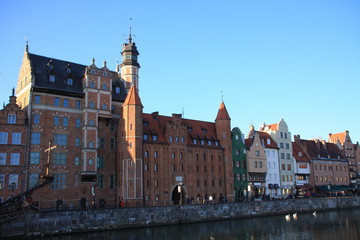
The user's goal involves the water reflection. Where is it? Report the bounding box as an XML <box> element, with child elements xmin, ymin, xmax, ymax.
<box><xmin>38</xmin><ymin>208</ymin><xmax>360</xmax><ymax>240</ymax></box>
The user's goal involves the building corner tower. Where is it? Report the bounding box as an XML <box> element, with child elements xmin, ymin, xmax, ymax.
<box><xmin>215</xmin><ymin>101</ymin><xmax>234</xmax><ymax>202</ymax></box>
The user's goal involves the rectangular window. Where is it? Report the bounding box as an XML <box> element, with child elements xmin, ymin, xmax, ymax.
<box><xmin>102</xmin><ymin>104</ymin><xmax>107</xmax><ymax>110</ymax></box>
<box><xmin>97</xmin><ymin>156</ymin><xmax>104</xmax><ymax>168</ymax></box>
<box><xmin>9</xmin><ymin>174</ymin><xmax>19</xmax><ymax>189</ymax></box>
<box><xmin>153</xmin><ymin>135</ymin><xmax>158</xmax><ymax>141</ymax></box>
<box><xmin>76</xmin><ymin>100</ymin><xmax>81</xmax><ymax>109</ymax></box>
<box><xmin>30</xmin><ymin>152</ymin><xmax>40</xmax><ymax>164</ymax></box>
<box><xmin>34</xmin><ymin>95</ymin><xmax>41</xmax><ymax>104</ymax></box>
<box><xmin>33</xmin><ymin>114</ymin><xmax>40</xmax><ymax>124</ymax></box>
<box><xmin>115</xmin><ymin>87</ymin><xmax>120</xmax><ymax>94</ymax></box>
<box><xmin>76</xmin><ymin>119</ymin><xmax>81</xmax><ymax>127</ymax></box>
<box><xmin>285</xmin><ymin>143</ymin><xmax>290</xmax><ymax>149</ymax></box>
<box><xmin>281</xmin><ymin>153</ymin><xmax>285</xmax><ymax>159</ymax></box>
<box><xmin>286</xmin><ymin>153</ymin><xmax>291</xmax><ymax>159</ymax></box>
<box><xmin>53</xmin><ymin>153</ymin><xmax>67</xmax><ymax>165</ymax></box>
<box><xmin>54</xmin><ymin>98</ymin><xmax>60</xmax><ymax>106</ymax></box>
<box><xmin>98</xmin><ymin>175</ymin><xmax>104</xmax><ymax>189</ymax></box>
<box><xmin>53</xmin><ymin>116</ymin><xmax>60</xmax><ymax>126</ymax></box>
<box><xmin>0</xmin><ymin>174</ymin><xmax>4</xmax><ymax>189</ymax></box>
<box><xmin>144</xmin><ymin>134</ymin><xmax>148</xmax><ymax>140</ymax></box>
<box><xmin>259</xmin><ymin>161</ymin><xmax>262</xmax><ymax>168</ymax></box>
<box><xmin>54</xmin><ymin>134</ymin><xmax>67</xmax><ymax>146</ymax></box>
<box><xmin>75</xmin><ymin>138</ymin><xmax>81</xmax><ymax>147</ymax></box>
<box><xmin>51</xmin><ymin>173</ymin><xmax>67</xmax><ymax>189</ymax></box>
<box><xmin>89</xmin><ymin>120</ymin><xmax>95</xmax><ymax>126</ymax></box>
<box><xmin>0</xmin><ymin>153</ymin><xmax>6</xmax><ymax>165</ymax></box>
<box><xmin>235</xmin><ymin>149</ymin><xmax>240</xmax><ymax>156</ymax></box>
<box><xmin>281</xmin><ymin>164</ymin><xmax>285</xmax><ymax>170</ymax></box>
<box><xmin>10</xmin><ymin>153</ymin><xmax>20</xmax><ymax>165</ymax></box>
<box><xmin>89</xmin><ymin>102</ymin><xmax>95</xmax><ymax>108</ymax></box>
<box><xmin>31</xmin><ymin>132</ymin><xmax>41</xmax><ymax>145</ymax></box>
<box><xmin>7</xmin><ymin>114</ymin><xmax>16</xmax><ymax>124</ymax></box>
<box><xmin>0</xmin><ymin>132</ymin><xmax>8</xmax><ymax>144</ymax></box>
<box><xmin>255</xmin><ymin>151</ymin><xmax>260</xmax><ymax>156</ymax></box>
<box><xmin>63</xmin><ymin>117</ymin><xmax>69</xmax><ymax>127</ymax></box>
<box><xmin>154</xmin><ymin>164</ymin><xmax>158</xmax><ymax>171</ymax></box>
<box><xmin>284</xmin><ymin>133</ymin><xmax>287</xmax><ymax>139</ymax></box>
<box><xmin>254</xmin><ymin>161</ymin><xmax>258</xmax><ymax>168</ymax></box>
<box><xmin>67</xmin><ymin>78</ymin><xmax>73</xmax><ymax>86</ymax></box>
<box><xmin>110</xmin><ymin>138</ymin><xmax>115</xmax><ymax>149</ymax></box>
<box><xmin>280</xmin><ymin>132</ymin><xmax>283</xmax><ymax>138</ymax></box>
<box><xmin>29</xmin><ymin>173</ymin><xmax>39</xmax><ymax>188</ymax></box>
<box><xmin>12</xmin><ymin>132</ymin><xmax>21</xmax><ymax>144</ymax></box>
<box><xmin>49</xmin><ymin>75</ymin><xmax>55</xmax><ymax>83</ymax></box>
<box><xmin>110</xmin><ymin>175</ymin><xmax>115</xmax><ymax>190</ymax></box>
<box><xmin>287</xmin><ymin>164</ymin><xmax>291</xmax><ymax>170</ymax></box>
<box><xmin>74</xmin><ymin>156</ymin><xmax>80</xmax><ymax>166</ymax></box>
<box><xmin>99</xmin><ymin>138</ymin><xmax>104</xmax><ymax>148</ymax></box>
<box><xmin>102</xmin><ymin>84</ymin><xmax>107</xmax><ymax>90</ymax></box>
<box><xmin>280</xmin><ymin>142</ymin><xmax>284</xmax><ymax>148</ymax></box>
<box><xmin>63</xmin><ymin>99</ymin><xmax>69</xmax><ymax>107</ymax></box>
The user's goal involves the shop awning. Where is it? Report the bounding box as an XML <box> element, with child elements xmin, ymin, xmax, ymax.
<box><xmin>316</xmin><ymin>185</ymin><xmax>354</xmax><ymax>192</ymax></box>
<box><xmin>296</xmin><ymin>184</ymin><xmax>313</xmax><ymax>189</ymax></box>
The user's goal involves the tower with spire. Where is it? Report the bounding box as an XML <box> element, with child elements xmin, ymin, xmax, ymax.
<box><xmin>119</xmin><ymin>85</ymin><xmax>144</xmax><ymax>206</ymax></box>
<box><xmin>215</xmin><ymin>100</ymin><xmax>235</xmax><ymax>202</ymax></box>
<box><xmin>119</xmin><ymin>28</ymin><xmax>140</xmax><ymax>91</ymax></box>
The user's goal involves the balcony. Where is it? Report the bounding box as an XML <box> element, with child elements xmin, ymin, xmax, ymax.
<box><xmin>81</xmin><ymin>171</ymin><xmax>97</xmax><ymax>182</ymax></box>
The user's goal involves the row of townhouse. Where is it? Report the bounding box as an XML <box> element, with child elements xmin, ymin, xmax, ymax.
<box><xmin>232</xmin><ymin>119</ymin><xmax>360</xmax><ymax>201</ymax></box>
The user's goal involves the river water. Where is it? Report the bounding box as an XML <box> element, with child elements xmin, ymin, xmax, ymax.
<box><xmin>40</xmin><ymin>208</ymin><xmax>360</xmax><ymax>240</ymax></box>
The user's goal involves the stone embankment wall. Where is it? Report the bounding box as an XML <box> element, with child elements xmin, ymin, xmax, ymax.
<box><xmin>2</xmin><ymin>197</ymin><xmax>360</xmax><ymax>238</ymax></box>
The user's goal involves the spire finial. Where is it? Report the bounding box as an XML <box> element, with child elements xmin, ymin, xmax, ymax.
<box><xmin>128</xmin><ymin>18</ymin><xmax>133</xmax><ymax>44</ymax></box>
<box><xmin>25</xmin><ymin>37</ymin><xmax>29</xmax><ymax>52</ymax></box>
<box><xmin>104</xmin><ymin>60</ymin><xmax>107</xmax><ymax>68</ymax></box>
<box><xmin>221</xmin><ymin>91</ymin><xmax>224</xmax><ymax>102</ymax></box>
<box><xmin>92</xmin><ymin>58</ymin><xmax>95</xmax><ymax>65</ymax></box>
<box><xmin>12</xmin><ymin>88</ymin><xmax>15</xmax><ymax>96</ymax></box>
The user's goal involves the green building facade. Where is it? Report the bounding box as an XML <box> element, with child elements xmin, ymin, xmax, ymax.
<box><xmin>231</xmin><ymin>127</ymin><xmax>248</xmax><ymax>201</ymax></box>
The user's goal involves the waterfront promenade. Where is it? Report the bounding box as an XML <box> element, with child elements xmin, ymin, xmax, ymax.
<box><xmin>1</xmin><ymin>196</ymin><xmax>360</xmax><ymax>238</ymax></box>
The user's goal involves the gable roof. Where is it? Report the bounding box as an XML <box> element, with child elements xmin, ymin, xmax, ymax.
<box><xmin>297</xmin><ymin>139</ymin><xmax>346</xmax><ymax>161</ymax></box>
<box><xmin>260</xmin><ymin>123</ymin><xmax>278</xmax><ymax>131</ymax></box>
<box><xmin>258</xmin><ymin>131</ymin><xmax>278</xmax><ymax>149</ymax></box>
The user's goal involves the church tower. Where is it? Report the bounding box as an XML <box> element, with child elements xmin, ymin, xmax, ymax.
<box><xmin>119</xmin><ymin>29</ymin><xmax>140</xmax><ymax>91</ymax></box>
<box><xmin>120</xmin><ymin>86</ymin><xmax>143</xmax><ymax>206</ymax></box>
<box><xmin>215</xmin><ymin>101</ymin><xmax>235</xmax><ymax>202</ymax></box>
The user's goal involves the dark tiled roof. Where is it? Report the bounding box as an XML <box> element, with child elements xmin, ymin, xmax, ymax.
<box><xmin>258</xmin><ymin>131</ymin><xmax>278</xmax><ymax>149</ymax></box>
<box><xmin>28</xmin><ymin>53</ymin><xmax>127</xmax><ymax>101</ymax></box>
<box><xmin>143</xmin><ymin>113</ymin><xmax>221</xmax><ymax>148</ymax></box>
<box><xmin>299</xmin><ymin>139</ymin><xmax>346</xmax><ymax>161</ymax></box>
<box><xmin>292</xmin><ymin>142</ymin><xmax>310</xmax><ymax>162</ymax></box>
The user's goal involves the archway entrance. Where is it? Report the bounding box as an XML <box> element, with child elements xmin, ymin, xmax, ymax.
<box><xmin>171</xmin><ymin>184</ymin><xmax>186</xmax><ymax>205</ymax></box>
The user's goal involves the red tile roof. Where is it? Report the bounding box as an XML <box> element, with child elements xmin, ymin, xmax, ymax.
<box><xmin>328</xmin><ymin>132</ymin><xmax>346</xmax><ymax>143</ymax></box>
<box><xmin>292</xmin><ymin>142</ymin><xmax>310</xmax><ymax>162</ymax></box>
<box><xmin>123</xmin><ymin>86</ymin><xmax>143</xmax><ymax>107</ymax></box>
<box><xmin>143</xmin><ymin>113</ymin><xmax>221</xmax><ymax>147</ymax></box>
<box><xmin>261</xmin><ymin>123</ymin><xmax>278</xmax><ymax>131</ymax></box>
<box><xmin>297</xmin><ymin>139</ymin><xmax>346</xmax><ymax>160</ymax></box>
<box><xmin>258</xmin><ymin>132</ymin><xmax>278</xmax><ymax>149</ymax></box>
<box><xmin>215</xmin><ymin>102</ymin><xmax>231</xmax><ymax>121</ymax></box>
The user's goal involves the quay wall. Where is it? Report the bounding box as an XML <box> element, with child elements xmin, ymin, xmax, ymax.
<box><xmin>2</xmin><ymin>196</ymin><xmax>360</xmax><ymax>238</ymax></box>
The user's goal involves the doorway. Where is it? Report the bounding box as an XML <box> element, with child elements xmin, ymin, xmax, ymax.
<box><xmin>171</xmin><ymin>184</ymin><xmax>186</xmax><ymax>205</ymax></box>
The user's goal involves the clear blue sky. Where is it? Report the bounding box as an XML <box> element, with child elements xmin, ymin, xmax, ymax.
<box><xmin>1</xmin><ymin>0</ymin><xmax>359</xmax><ymax>142</ymax></box>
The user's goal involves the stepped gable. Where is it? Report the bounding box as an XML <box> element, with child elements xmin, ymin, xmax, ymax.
<box><xmin>143</xmin><ymin>113</ymin><xmax>221</xmax><ymax>147</ymax></box>
<box><xmin>328</xmin><ymin>132</ymin><xmax>346</xmax><ymax>143</ymax></box>
<box><xmin>28</xmin><ymin>53</ymin><xmax>127</xmax><ymax>101</ymax></box>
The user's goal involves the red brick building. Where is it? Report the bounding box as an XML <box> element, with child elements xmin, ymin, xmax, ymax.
<box><xmin>2</xmin><ymin>38</ymin><xmax>234</xmax><ymax>208</ymax></box>
<box><xmin>0</xmin><ymin>91</ymin><xmax>28</xmax><ymax>203</ymax></box>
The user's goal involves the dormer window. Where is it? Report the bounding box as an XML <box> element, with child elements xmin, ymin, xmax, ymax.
<box><xmin>143</xmin><ymin>121</ymin><xmax>149</xmax><ymax>127</ymax></box>
<box><xmin>66</xmin><ymin>67</ymin><xmax>71</xmax><ymax>74</ymax></box>
<box><xmin>152</xmin><ymin>135</ymin><xmax>158</xmax><ymax>141</ymax></box>
<box><xmin>267</xmin><ymin>139</ymin><xmax>270</xmax><ymax>145</ymax></box>
<box><xmin>169</xmin><ymin>136</ymin><xmax>173</xmax><ymax>142</ymax></box>
<box><xmin>215</xmin><ymin>141</ymin><xmax>219</xmax><ymax>146</ymax></box>
<box><xmin>144</xmin><ymin>134</ymin><xmax>148</xmax><ymax>140</ymax></box>
<box><xmin>49</xmin><ymin>74</ymin><xmax>55</xmax><ymax>82</ymax></box>
<box><xmin>193</xmin><ymin>139</ymin><xmax>197</xmax><ymax>144</ymax></box>
<box><xmin>202</xmin><ymin>128</ymin><xmax>207</xmax><ymax>134</ymax></box>
<box><xmin>115</xmin><ymin>87</ymin><xmax>120</xmax><ymax>94</ymax></box>
<box><xmin>200</xmin><ymin>140</ymin><xmax>205</xmax><ymax>145</ymax></box>
<box><xmin>188</xmin><ymin>127</ymin><xmax>193</xmax><ymax>132</ymax></box>
<box><xmin>7</xmin><ymin>114</ymin><xmax>16</xmax><ymax>124</ymax></box>
<box><xmin>67</xmin><ymin>78</ymin><xmax>73</xmax><ymax>86</ymax></box>
<box><xmin>298</xmin><ymin>152</ymin><xmax>303</xmax><ymax>157</ymax></box>
<box><xmin>208</xmin><ymin>140</ymin><xmax>212</xmax><ymax>146</ymax></box>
